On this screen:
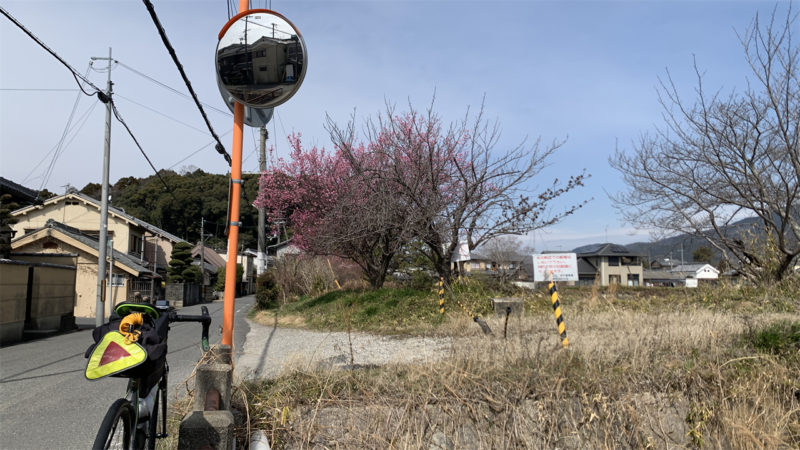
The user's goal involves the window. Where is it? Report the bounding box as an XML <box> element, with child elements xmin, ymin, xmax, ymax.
<box><xmin>509</xmin><ymin>263</ymin><xmax>515</xmax><ymax>269</ymax></box>
<box><xmin>608</xmin><ymin>275</ymin><xmax>621</xmax><ymax>285</ymax></box>
<box><xmin>111</xmin><ymin>274</ymin><xmax>125</xmax><ymax>286</ymax></box>
<box><xmin>259</xmin><ymin>66</ymin><xmax>267</xmax><ymax>72</ymax></box>
<box><xmin>627</xmin><ymin>274</ymin><xmax>640</xmax><ymax>287</ymax></box>
<box><xmin>255</xmin><ymin>50</ymin><xmax>266</xmax><ymax>57</ymax></box>
<box><xmin>471</xmin><ymin>262</ymin><xmax>481</xmax><ymax>269</ymax></box>
<box><xmin>130</xmin><ymin>235</ymin><xmax>142</xmax><ymax>253</ymax></box>
<box><xmin>607</xmin><ymin>256</ymin><xmax>620</xmax><ymax>266</ymax></box>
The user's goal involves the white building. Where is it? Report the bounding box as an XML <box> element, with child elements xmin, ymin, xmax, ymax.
<box><xmin>670</xmin><ymin>264</ymin><xmax>720</xmax><ymax>280</ymax></box>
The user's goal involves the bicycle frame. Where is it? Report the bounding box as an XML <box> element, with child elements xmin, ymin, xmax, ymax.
<box><xmin>123</xmin><ymin>368</ymin><xmax>168</xmax><ymax>449</ymax></box>
<box><xmin>92</xmin><ymin>304</ymin><xmax>211</xmax><ymax>450</ymax></box>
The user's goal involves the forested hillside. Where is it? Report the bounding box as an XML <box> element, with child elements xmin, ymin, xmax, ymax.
<box><xmin>80</xmin><ymin>166</ymin><xmax>263</xmax><ymax>249</ymax></box>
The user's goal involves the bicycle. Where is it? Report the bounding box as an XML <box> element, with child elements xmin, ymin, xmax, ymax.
<box><xmin>87</xmin><ymin>302</ymin><xmax>211</xmax><ymax>450</ymax></box>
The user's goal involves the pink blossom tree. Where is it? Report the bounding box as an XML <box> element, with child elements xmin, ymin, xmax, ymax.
<box><xmin>254</xmin><ymin>134</ymin><xmax>412</xmax><ymax>288</ymax></box>
<box><xmin>327</xmin><ymin>99</ymin><xmax>590</xmax><ymax>281</ymax></box>
<box><xmin>257</xmin><ymin>98</ymin><xmax>590</xmax><ymax>285</ymax></box>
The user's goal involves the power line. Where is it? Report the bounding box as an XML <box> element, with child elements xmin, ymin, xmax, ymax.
<box><xmin>110</xmin><ymin>101</ymin><xmax>183</xmax><ymax>208</ymax></box>
<box><xmin>116</xmin><ymin>62</ymin><xmax>232</xmax><ymax>117</ymax></box>
<box><xmin>39</xmin><ymin>65</ymin><xmax>93</xmax><ymax>196</ymax></box>
<box><xmin>167</xmin><ymin>129</ymin><xmax>234</xmax><ymax>170</ymax></box>
<box><xmin>140</xmin><ymin>0</ymin><xmax>232</xmax><ymax>166</ymax></box>
<box><xmin>114</xmin><ymin>94</ymin><xmax>212</xmax><ymax>135</ymax></box>
<box><xmin>0</xmin><ymin>6</ymin><xmax>104</xmax><ymax>97</ymax></box>
<box><xmin>0</xmin><ymin>88</ymin><xmax>79</xmax><ymax>91</ymax></box>
<box><xmin>0</xmin><ymin>5</ymin><xmax>225</xmax><ymax>239</ymax></box>
<box><xmin>22</xmin><ymin>101</ymin><xmax>99</xmax><ymax>184</ymax></box>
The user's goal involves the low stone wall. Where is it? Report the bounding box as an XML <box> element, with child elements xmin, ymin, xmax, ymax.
<box><xmin>0</xmin><ymin>259</ymin><xmax>76</xmax><ymax>345</ymax></box>
<box><xmin>0</xmin><ymin>262</ymin><xmax>28</xmax><ymax>345</ymax></box>
<box><xmin>166</xmin><ymin>283</ymin><xmax>202</xmax><ymax>309</ymax></box>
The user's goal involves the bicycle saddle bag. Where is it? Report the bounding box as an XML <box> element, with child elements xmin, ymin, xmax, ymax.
<box><xmin>85</xmin><ymin>319</ymin><xmax>167</xmax><ymax>381</ymax></box>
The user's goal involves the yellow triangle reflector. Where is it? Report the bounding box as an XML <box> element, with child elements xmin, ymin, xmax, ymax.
<box><xmin>85</xmin><ymin>331</ymin><xmax>148</xmax><ymax>380</ymax></box>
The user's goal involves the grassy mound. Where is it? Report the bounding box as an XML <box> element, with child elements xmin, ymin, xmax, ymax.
<box><xmin>266</xmin><ymin>287</ymin><xmax>447</xmax><ymax>334</ymax></box>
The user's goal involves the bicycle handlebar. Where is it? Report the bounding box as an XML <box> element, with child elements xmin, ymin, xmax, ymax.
<box><xmin>168</xmin><ymin>306</ymin><xmax>212</xmax><ymax>352</ymax></box>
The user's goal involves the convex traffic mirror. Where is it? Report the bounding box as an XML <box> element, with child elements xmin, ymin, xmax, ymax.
<box><xmin>216</xmin><ymin>76</ymin><xmax>274</xmax><ymax>127</ymax></box>
<box><xmin>217</xmin><ymin>10</ymin><xmax>307</xmax><ymax>109</ymax></box>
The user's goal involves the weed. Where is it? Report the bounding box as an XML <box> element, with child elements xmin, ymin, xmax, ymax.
<box><xmin>746</xmin><ymin>320</ymin><xmax>800</xmax><ymax>355</ymax></box>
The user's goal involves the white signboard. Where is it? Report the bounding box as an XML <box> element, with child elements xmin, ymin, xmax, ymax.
<box><xmin>450</xmin><ymin>241</ymin><xmax>471</xmax><ymax>262</ymax></box>
<box><xmin>685</xmin><ymin>278</ymin><xmax>698</xmax><ymax>288</ymax></box>
<box><xmin>532</xmin><ymin>253</ymin><xmax>578</xmax><ymax>282</ymax></box>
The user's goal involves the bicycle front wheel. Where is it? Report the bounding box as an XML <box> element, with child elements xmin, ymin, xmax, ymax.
<box><xmin>93</xmin><ymin>398</ymin><xmax>135</xmax><ymax>450</ymax></box>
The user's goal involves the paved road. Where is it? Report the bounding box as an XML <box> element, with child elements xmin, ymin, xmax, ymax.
<box><xmin>0</xmin><ymin>296</ymin><xmax>254</xmax><ymax>450</ymax></box>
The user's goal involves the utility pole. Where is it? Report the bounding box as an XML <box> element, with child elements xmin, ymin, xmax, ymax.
<box><xmin>257</xmin><ymin>126</ymin><xmax>267</xmax><ymax>276</ymax></box>
<box><xmin>92</xmin><ymin>48</ymin><xmax>113</xmax><ymax>327</ymax></box>
<box><xmin>107</xmin><ymin>238</ymin><xmax>115</xmax><ymax>310</ymax></box>
<box><xmin>200</xmin><ymin>217</ymin><xmax>206</xmax><ymax>287</ymax></box>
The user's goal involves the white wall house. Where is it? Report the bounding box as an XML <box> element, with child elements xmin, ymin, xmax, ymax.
<box><xmin>670</xmin><ymin>264</ymin><xmax>720</xmax><ymax>280</ymax></box>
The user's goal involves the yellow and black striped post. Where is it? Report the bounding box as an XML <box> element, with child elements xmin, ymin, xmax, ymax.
<box><xmin>548</xmin><ymin>271</ymin><xmax>569</xmax><ymax>349</ymax></box>
<box><xmin>455</xmin><ymin>298</ymin><xmax>474</xmax><ymax>318</ymax></box>
<box><xmin>438</xmin><ymin>278</ymin><xmax>445</xmax><ymax>315</ymax></box>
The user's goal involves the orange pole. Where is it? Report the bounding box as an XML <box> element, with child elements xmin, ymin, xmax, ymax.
<box><xmin>222</xmin><ymin>0</ymin><xmax>251</xmax><ymax>351</ymax></box>
<box><xmin>222</xmin><ymin>103</ymin><xmax>244</xmax><ymax>348</ymax></box>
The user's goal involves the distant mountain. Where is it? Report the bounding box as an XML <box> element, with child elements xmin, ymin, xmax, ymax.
<box><xmin>572</xmin><ymin>217</ymin><xmax>763</xmax><ymax>264</ymax></box>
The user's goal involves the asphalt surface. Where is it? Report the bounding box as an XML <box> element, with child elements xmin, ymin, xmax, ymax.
<box><xmin>0</xmin><ymin>295</ymin><xmax>254</xmax><ymax>450</ymax></box>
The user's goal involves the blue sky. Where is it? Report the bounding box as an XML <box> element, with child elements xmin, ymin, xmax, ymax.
<box><xmin>1</xmin><ymin>1</ymin><xmax>792</xmax><ymax>251</ymax></box>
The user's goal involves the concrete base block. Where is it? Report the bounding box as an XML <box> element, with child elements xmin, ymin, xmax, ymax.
<box><xmin>490</xmin><ymin>297</ymin><xmax>524</xmax><ymax>317</ymax></box>
<box><xmin>178</xmin><ymin>410</ymin><xmax>234</xmax><ymax>450</ymax></box>
<box><xmin>208</xmin><ymin>345</ymin><xmax>232</xmax><ymax>365</ymax></box>
<box><xmin>194</xmin><ymin>364</ymin><xmax>233</xmax><ymax>412</ymax></box>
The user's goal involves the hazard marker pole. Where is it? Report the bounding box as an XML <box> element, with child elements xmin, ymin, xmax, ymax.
<box><xmin>548</xmin><ymin>270</ymin><xmax>569</xmax><ymax>349</ymax></box>
<box><xmin>221</xmin><ymin>0</ymin><xmax>251</xmax><ymax>353</ymax></box>
<box><xmin>438</xmin><ymin>277</ymin><xmax>444</xmax><ymax>314</ymax></box>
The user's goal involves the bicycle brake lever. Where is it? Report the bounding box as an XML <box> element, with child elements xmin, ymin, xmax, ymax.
<box><xmin>200</xmin><ymin>306</ymin><xmax>211</xmax><ymax>352</ymax></box>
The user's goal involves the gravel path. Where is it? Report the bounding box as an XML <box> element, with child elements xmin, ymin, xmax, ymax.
<box><xmin>235</xmin><ymin>316</ymin><xmax>452</xmax><ymax>380</ymax></box>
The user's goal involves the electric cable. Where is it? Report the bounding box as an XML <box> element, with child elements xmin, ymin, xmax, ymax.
<box><xmin>0</xmin><ymin>6</ymin><xmax>237</xmax><ymax>240</ymax></box>
<box><xmin>90</xmin><ymin>61</ymin><xmax>119</xmax><ymax>73</ymax></box>
<box><xmin>116</xmin><ymin>62</ymin><xmax>232</xmax><ymax>117</ymax></box>
<box><xmin>0</xmin><ymin>6</ymin><xmax>103</xmax><ymax>96</ymax></box>
<box><xmin>140</xmin><ymin>0</ymin><xmax>232</xmax><ymax>166</ymax></box>
<box><xmin>0</xmin><ymin>88</ymin><xmax>79</xmax><ymax>91</ymax></box>
<box><xmin>275</xmin><ymin>108</ymin><xmax>292</xmax><ymax>152</ymax></box>
<box><xmin>37</xmin><ymin>64</ymin><xmax>92</xmax><ymax>201</ymax></box>
<box><xmin>110</xmin><ymin>101</ymin><xmax>242</xmax><ymax>240</ymax></box>
<box><xmin>22</xmin><ymin>101</ymin><xmax>99</xmax><ymax>184</ymax></box>
<box><xmin>114</xmin><ymin>94</ymin><xmax>212</xmax><ymax>135</ymax></box>
<box><xmin>110</xmin><ymin>100</ymin><xmax>182</xmax><ymax>207</ymax></box>
<box><xmin>166</xmin><ymin>129</ymin><xmax>234</xmax><ymax>170</ymax></box>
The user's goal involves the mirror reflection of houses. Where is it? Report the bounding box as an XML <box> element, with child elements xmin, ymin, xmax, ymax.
<box><xmin>217</xmin><ymin>13</ymin><xmax>306</xmax><ymax>108</ymax></box>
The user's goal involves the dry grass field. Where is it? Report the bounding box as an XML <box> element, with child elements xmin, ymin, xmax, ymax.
<box><xmin>229</xmin><ymin>280</ymin><xmax>800</xmax><ymax>450</ymax></box>
<box><xmin>162</xmin><ymin>279</ymin><xmax>800</xmax><ymax>449</ymax></box>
